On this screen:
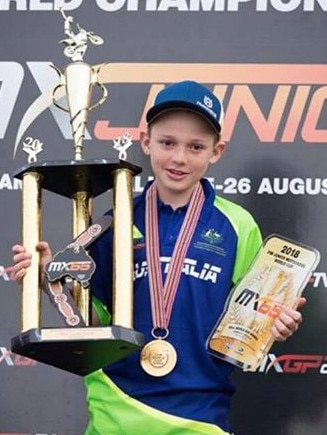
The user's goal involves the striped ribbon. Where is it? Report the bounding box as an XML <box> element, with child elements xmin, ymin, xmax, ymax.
<box><xmin>145</xmin><ymin>181</ymin><xmax>205</xmax><ymax>331</ymax></box>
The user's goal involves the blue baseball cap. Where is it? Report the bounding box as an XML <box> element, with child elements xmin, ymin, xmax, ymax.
<box><xmin>146</xmin><ymin>80</ymin><xmax>224</xmax><ymax>134</ymax></box>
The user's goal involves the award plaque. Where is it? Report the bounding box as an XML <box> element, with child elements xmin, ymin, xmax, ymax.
<box><xmin>207</xmin><ymin>235</ymin><xmax>320</xmax><ymax>372</ymax></box>
<box><xmin>11</xmin><ymin>10</ymin><xmax>144</xmax><ymax>376</ymax></box>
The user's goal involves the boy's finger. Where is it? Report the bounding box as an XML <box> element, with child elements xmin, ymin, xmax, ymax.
<box><xmin>15</xmin><ymin>268</ymin><xmax>27</xmax><ymax>282</ymax></box>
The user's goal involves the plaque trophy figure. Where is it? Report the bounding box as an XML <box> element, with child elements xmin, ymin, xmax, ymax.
<box><xmin>11</xmin><ymin>10</ymin><xmax>144</xmax><ymax>376</ymax></box>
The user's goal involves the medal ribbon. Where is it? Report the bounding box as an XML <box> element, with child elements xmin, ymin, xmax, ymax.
<box><xmin>145</xmin><ymin>181</ymin><xmax>205</xmax><ymax>331</ymax></box>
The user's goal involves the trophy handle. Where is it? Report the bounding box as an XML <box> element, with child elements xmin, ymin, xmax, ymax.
<box><xmin>52</xmin><ymin>83</ymin><xmax>70</xmax><ymax>112</ymax></box>
<box><xmin>89</xmin><ymin>81</ymin><xmax>108</xmax><ymax>111</ymax></box>
<box><xmin>51</xmin><ymin>64</ymin><xmax>70</xmax><ymax>112</ymax></box>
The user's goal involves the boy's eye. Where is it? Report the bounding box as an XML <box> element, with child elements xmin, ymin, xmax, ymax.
<box><xmin>160</xmin><ymin>139</ymin><xmax>174</xmax><ymax>147</ymax></box>
<box><xmin>189</xmin><ymin>143</ymin><xmax>205</xmax><ymax>151</ymax></box>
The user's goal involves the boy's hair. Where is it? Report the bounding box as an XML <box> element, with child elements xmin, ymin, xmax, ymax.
<box><xmin>146</xmin><ymin>80</ymin><xmax>224</xmax><ymax>136</ymax></box>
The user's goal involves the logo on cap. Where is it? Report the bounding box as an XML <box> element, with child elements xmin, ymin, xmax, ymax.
<box><xmin>204</xmin><ymin>95</ymin><xmax>213</xmax><ymax>109</ymax></box>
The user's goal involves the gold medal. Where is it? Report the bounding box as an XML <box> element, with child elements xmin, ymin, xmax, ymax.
<box><xmin>140</xmin><ymin>339</ymin><xmax>177</xmax><ymax>377</ymax></box>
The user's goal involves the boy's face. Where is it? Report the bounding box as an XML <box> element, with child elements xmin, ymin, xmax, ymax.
<box><xmin>140</xmin><ymin>110</ymin><xmax>225</xmax><ymax>205</ymax></box>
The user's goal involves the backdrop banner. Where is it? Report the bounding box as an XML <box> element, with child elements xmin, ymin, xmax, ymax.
<box><xmin>1</xmin><ymin>3</ymin><xmax>327</xmax><ymax>434</ymax></box>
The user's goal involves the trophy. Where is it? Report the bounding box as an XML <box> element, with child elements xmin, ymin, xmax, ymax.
<box><xmin>207</xmin><ymin>235</ymin><xmax>320</xmax><ymax>371</ymax></box>
<box><xmin>11</xmin><ymin>10</ymin><xmax>144</xmax><ymax>376</ymax></box>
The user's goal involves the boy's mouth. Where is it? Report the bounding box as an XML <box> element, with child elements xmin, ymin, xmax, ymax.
<box><xmin>167</xmin><ymin>168</ymin><xmax>187</xmax><ymax>176</ymax></box>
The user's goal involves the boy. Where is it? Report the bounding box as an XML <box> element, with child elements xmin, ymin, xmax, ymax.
<box><xmin>12</xmin><ymin>80</ymin><xmax>303</xmax><ymax>434</ymax></box>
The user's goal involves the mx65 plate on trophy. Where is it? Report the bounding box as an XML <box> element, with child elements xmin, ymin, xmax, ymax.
<box><xmin>207</xmin><ymin>235</ymin><xmax>320</xmax><ymax>371</ymax></box>
<box><xmin>11</xmin><ymin>9</ymin><xmax>144</xmax><ymax>376</ymax></box>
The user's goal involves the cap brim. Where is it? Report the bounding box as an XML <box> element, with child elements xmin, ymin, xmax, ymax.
<box><xmin>146</xmin><ymin>101</ymin><xmax>221</xmax><ymax>134</ymax></box>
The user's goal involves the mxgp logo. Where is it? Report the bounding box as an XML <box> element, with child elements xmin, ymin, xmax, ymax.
<box><xmin>1</xmin><ymin>63</ymin><xmax>327</xmax><ymax>158</ymax></box>
<box><xmin>0</xmin><ymin>347</ymin><xmax>37</xmax><ymax>367</ymax></box>
<box><xmin>258</xmin><ymin>353</ymin><xmax>327</xmax><ymax>374</ymax></box>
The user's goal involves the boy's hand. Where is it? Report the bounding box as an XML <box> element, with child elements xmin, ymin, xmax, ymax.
<box><xmin>272</xmin><ymin>297</ymin><xmax>306</xmax><ymax>342</ymax></box>
<box><xmin>12</xmin><ymin>242</ymin><xmax>52</xmax><ymax>282</ymax></box>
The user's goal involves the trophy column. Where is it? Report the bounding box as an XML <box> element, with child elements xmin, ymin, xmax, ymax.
<box><xmin>72</xmin><ymin>190</ymin><xmax>92</xmax><ymax>325</ymax></box>
<box><xmin>112</xmin><ymin>168</ymin><xmax>134</xmax><ymax>329</ymax></box>
<box><xmin>21</xmin><ymin>172</ymin><xmax>42</xmax><ymax>332</ymax></box>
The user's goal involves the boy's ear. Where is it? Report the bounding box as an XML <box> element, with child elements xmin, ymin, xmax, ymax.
<box><xmin>140</xmin><ymin>131</ymin><xmax>150</xmax><ymax>155</ymax></box>
<box><xmin>210</xmin><ymin>142</ymin><xmax>226</xmax><ymax>164</ymax></box>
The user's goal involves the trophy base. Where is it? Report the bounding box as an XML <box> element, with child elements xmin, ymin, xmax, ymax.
<box><xmin>207</xmin><ymin>346</ymin><xmax>252</xmax><ymax>371</ymax></box>
<box><xmin>11</xmin><ymin>325</ymin><xmax>144</xmax><ymax>376</ymax></box>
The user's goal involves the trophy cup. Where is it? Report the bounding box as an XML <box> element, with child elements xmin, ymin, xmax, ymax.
<box><xmin>11</xmin><ymin>10</ymin><xmax>144</xmax><ymax>376</ymax></box>
<box><xmin>207</xmin><ymin>235</ymin><xmax>320</xmax><ymax>371</ymax></box>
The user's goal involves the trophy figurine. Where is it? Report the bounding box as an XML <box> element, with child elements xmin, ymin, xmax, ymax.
<box><xmin>11</xmin><ymin>10</ymin><xmax>144</xmax><ymax>376</ymax></box>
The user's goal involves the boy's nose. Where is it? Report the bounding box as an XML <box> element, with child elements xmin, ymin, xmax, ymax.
<box><xmin>171</xmin><ymin>145</ymin><xmax>187</xmax><ymax>163</ymax></box>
